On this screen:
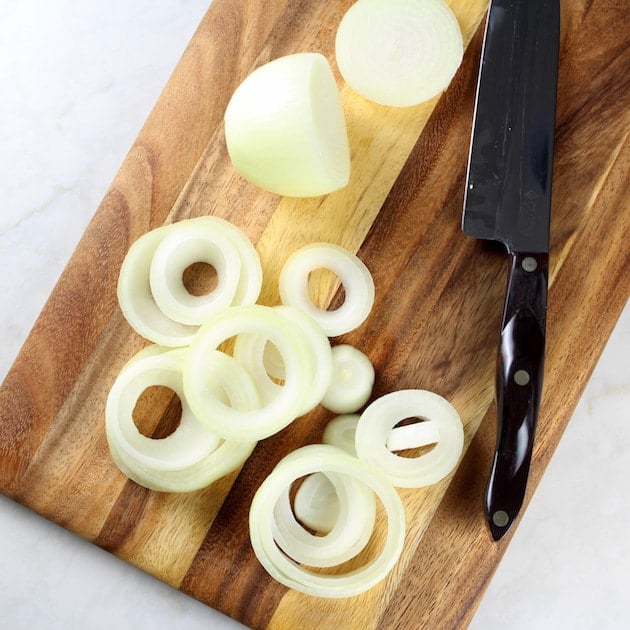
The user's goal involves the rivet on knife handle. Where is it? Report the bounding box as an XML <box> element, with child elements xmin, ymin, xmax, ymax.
<box><xmin>486</xmin><ymin>252</ymin><xmax>547</xmax><ymax>540</ymax></box>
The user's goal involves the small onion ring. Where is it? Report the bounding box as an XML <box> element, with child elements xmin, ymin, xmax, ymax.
<box><xmin>355</xmin><ymin>390</ymin><xmax>464</xmax><ymax>488</ymax></box>
<box><xmin>232</xmin><ymin>306</ymin><xmax>333</xmax><ymax>416</ymax></box>
<box><xmin>105</xmin><ymin>347</ymin><xmax>258</xmax><ymax>492</ymax></box>
<box><xmin>249</xmin><ymin>444</ymin><xmax>405</xmax><ymax>598</ymax></box>
<box><xmin>184</xmin><ymin>305</ymin><xmax>315</xmax><ymax>441</ymax></box>
<box><xmin>386</xmin><ymin>419</ymin><xmax>440</xmax><ymax>452</ymax></box>
<box><xmin>278</xmin><ymin>243</ymin><xmax>375</xmax><ymax>337</ymax></box>
<box><xmin>117</xmin><ymin>226</ymin><xmax>199</xmax><ymax>347</ymax></box>
<box><xmin>273</xmin><ymin>471</ymin><xmax>376</xmax><ymax>567</ymax></box>
<box><xmin>149</xmin><ymin>219</ymin><xmax>243</xmax><ymax>326</ymax></box>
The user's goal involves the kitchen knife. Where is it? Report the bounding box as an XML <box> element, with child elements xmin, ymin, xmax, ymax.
<box><xmin>462</xmin><ymin>0</ymin><xmax>560</xmax><ymax>540</ymax></box>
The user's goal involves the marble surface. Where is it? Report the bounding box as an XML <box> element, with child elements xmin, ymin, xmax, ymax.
<box><xmin>1</xmin><ymin>2</ymin><xmax>628</xmax><ymax>628</ymax></box>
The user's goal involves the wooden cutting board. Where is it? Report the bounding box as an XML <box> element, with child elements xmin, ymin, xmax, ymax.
<box><xmin>1</xmin><ymin>0</ymin><xmax>628</xmax><ymax>627</ymax></box>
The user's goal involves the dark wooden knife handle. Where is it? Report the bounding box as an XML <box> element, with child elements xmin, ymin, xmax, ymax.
<box><xmin>485</xmin><ymin>251</ymin><xmax>548</xmax><ymax>540</ymax></box>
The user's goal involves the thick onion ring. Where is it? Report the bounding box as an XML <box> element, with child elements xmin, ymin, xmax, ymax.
<box><xmin>105</xmin><ymin>347</ymin><xmax>258</xmax><ymax>492</ymax></box>
<box><xmin>249</xmin><ymin>444</ymin><xmax>405</xmax><ymax>598</ymax></box>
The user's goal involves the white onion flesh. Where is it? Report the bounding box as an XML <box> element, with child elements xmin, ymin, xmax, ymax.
<box><xmin>149</xmin><ymin>220</ymin><xmax>242</xmax><ymax>326</ymax></box>
<box><xmin>273</xmin><ymin>471</ymin><xmax>376</xmax><ymax>567</ymax></box>
<box><xmin>232</xmin><ymin>306</ymin><xmax>333</xmax><ymax>416</ymax></box>
<box><xmin>105</xmin><ymin>346</ymin><xmax>257</xmax><ymax>492</ymax></box>
<box><xmin>355</xmin><ymin>389</ymin><xmax>464</xmax><ymax>487</ymax></box>
<box><xmin>118</xmin><ymin>217</ymin><xmax>262</xmax><ymax>345</ymax></box>
<box><xmin>117</xmin><ymin>226</ymin><xmax>199</xmax><ymax>347</ymax></box>
<box><xmin>224</xmin><ymin>53</ymin><xmax>351</xmax><ymax>197</ymax></box>
<box><xmin>321</xmin><ymin>344</ymin><xmax>375</xmax><ymax>413</ymax></box>
<box><xmin>335</xmin><ymin>0</ymin><xmax>464</xmax><ymax>107</ymax></box>
<box><xmin>385</xmin><ymin>419</ymin><xmax>440</xmax><ymax>452</ymax></box>
<box><xmin>322</xmin><ymin>414</ymin><xmax>361</xmax><ymax>456</ymax></box>
<box><xmin>184</xmin><ymin>305</ymin><xmax>316</xmax><ymax>441</ymax></box>
<box><xmin>279</xmin><ymin>243</ymin><xmax>375</xmax><ymax>337</ymax></box>
<box><xmin>249</xmin><ymin>444</ymin><xmax>405</xmax><ymax>598</ymax></box>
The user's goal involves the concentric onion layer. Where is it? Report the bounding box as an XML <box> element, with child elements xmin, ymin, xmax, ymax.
<box><xmin>335</xmin><ymin>0</ymin><xmax>464</xmax><ymax>107</ymax></box>
<box><xmin>117</xmin><ymin>217</ymin><xmax>262</xmax><ymax>346</ymax></box>
<box><xmin>184</xmin><ymin>305</ymin><xmax>319</xmax><ymax>441</ymax></box>
<box><xmin>249</xmin><ymin>444</ymin><xmax>405</xmax><ymax>598</ymax></box>
<box><xmin>355</xmin><ymin>389</ymin><xmax>464</xmax><ymax>487</ymax></box>
<box><xmin>105</xmin><ymin>346</ymin><xmax>258</xmax><ymax>492</ymax></box>
<box><xmin>279</xmin><ymin>243</ymin><xmax>375</xmax><ymax>337</ymax></box>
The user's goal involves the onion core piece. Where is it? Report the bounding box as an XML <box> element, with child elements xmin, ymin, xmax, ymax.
<box><xmin>224</xmin><ymin>53</ymin><xmax>351</xmax><ymax>197</ymax></box>
<box><xmin>321</xmin><ymin>344</ymin><xmax>375</xmax><ymax>413</ymax></box>
<box><xmin>335</xmin><ymin>0</ymin><xmax>464</xmax><ymax>107</ymax></box>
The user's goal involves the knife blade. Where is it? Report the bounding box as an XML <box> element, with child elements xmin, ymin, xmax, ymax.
<box><xmin>462</xmin><ymin>0</ymin><xmax>560</xmax><ymax>540</ymax></box>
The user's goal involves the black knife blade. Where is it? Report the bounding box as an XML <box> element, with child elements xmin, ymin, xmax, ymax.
<box><xmin>462</xmin><ymin>0</ymin><xmax>560</xmax><ymax>541</ymax></box>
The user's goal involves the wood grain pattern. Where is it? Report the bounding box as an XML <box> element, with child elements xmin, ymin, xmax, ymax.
<box><xmin>1</xmin><ymin>0</ymin><xmax>629</xmax><ymax>628</ymax></box>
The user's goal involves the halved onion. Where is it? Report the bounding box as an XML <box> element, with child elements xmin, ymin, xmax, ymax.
<box><xmin>279</xmin><ymin>243</ymin><xmax>375</xmax><ymax>337</ymax></box>
<box><xmin>321</xmin><ymin>344</ymin><xmax>375</xmax><ymax>413</ymax></box>
<box><xmin>355</xmin><ymin>389</ymin><xmax>464</xmax><ymax>487</ymax></box>
<box><xmin>105</xmin><ymin>346</ymin><xmax>258</xmax><ymax>492</ymax></box>
<box><xmin>224</xmin><ymin>53</ymin><xmax>351</xmax><ymax>197</ymax></box>
<box><xmin>335</xmin><ymin>0</ymin><xmax>464</xmax><ymax>107</ymax></box>
<box><xmin>249</xmin><ymin>444</ymin><xmax>405</xmax><ymax>598</ymax></box>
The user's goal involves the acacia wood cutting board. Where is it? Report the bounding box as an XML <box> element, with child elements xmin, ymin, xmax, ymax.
<box><xmin>1</xmin><ymin>1</ymin><xmax>629</xmax><ymax>627</ymax></box>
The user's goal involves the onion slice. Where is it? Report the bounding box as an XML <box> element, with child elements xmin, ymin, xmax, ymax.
<box><xmin>355</xmin><ymin>389</ymin><xmax>464</xmax><ymax>487</ymax></box>
<box><xmin>249</xmin><ymin>444</ymin><xmax>405</xmax><ymax>598</ymax></box>
<box><xmin>224</xmin><ymin>53</ymin><xmax>350</xmax><ymax>197</ymax></box>
<box><xmin>321</xmin><ymin>344</ymin><xmax>375</xmax><ymax>413</ymax></box>
<box><xmin>279</xmin><ymin>243</ymin><xmax>375</xmax><ymax>337</ymax></box>
<box><xmin>183</xmin><ymin>305</ymin><xmax>316</xmax><ymax>441</ymax></box>
<box><xmin>105</xmin><ymin>346</ymin><xmax>258</xmax><ymax>492</ymax></box>
<box><xmin>335</xmin><ymin>0</ymin><xmax>464</xmax><ymax>107</ymax></box>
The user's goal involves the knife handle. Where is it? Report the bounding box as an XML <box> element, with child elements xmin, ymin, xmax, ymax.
<box><xmin>485</xmin><ymin>251</ymin><xmax>548</xmax><ymax>540</ymax></box>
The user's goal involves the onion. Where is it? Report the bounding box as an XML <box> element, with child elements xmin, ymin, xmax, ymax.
<box><xmin>224</xmin><ymin>53</ymin><xmax>351</xmax><ymax>197</ymax></box>
<box><xmin>321</xmin><ymin>344</ymin><xmax>375</xmax><ymax>413</ymax></box>
<box><xmin>117</xmin><ymin>226</ymin><xmax>199</xmax><ymax>347</ymax></box>
<box><xmin>355</xmin><ymin>389</ymin><xmax>464</xmax><ymax>487</ymax></box>
<box><xmin>279</xmin><ymin>243</ymin><xmax>375</xmax><ymax>337</ymax></box>
<box><xmin>322</xmin><ymin>414</ymin><xmax>361</xmax><ymax>456</ymax></box>
<box><xmin>117</xmin><ymin>217</ymin><xmax>262</xmax><ymax>345</ymax></box>
<box><xmin>273</xmin><ymin>470</ymin><xmax>376</xmax><ymax>567</ymax></box>
<box><xmin>335</xmin><ymin>0</ymin><xmax>464</xmax><ymax>107</ymax></box>
<box><xmin>105</xmin><ymin>346</ymin><xmax>258</xmax><ymax>492</ymax></box>
<box><xmin>183</xmin><ymin>305</ymin><xmax>316</xmax><ymax>441</ymax></box>
<box><xmin>385</xmin><ymin>418</ymin><xmax>440</xmax><ymax>452</ymax></box>
<box><xmin>232</xmin><ymin>306</ymin><xmax>333</xmax><ymax>416</ymax></box>
<box><xmin>149</xmin><ymin>219</ymin><xmax>242</xmax><ymax>326</ymax></box>
<box><xmin>249</xmin><ymin>444</ymin><xmax>405</xmax><ymax>598</ymax></box>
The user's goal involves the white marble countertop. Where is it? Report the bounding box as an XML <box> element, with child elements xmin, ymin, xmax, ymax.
<box><xmin>1</xmin><ymin>2</ymin><xmax>628</xmax><ymax>628</ymax></box>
